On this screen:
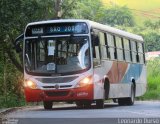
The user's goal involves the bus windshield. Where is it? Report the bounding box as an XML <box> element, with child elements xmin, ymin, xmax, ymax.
<box><xmin>25</xmin><ymin>36</ymin><xmax>90</xmax><ymax>75</ymax></box>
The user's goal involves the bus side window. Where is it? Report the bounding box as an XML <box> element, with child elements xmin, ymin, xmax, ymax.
<box><xmin>98</xmin><ymin>32</ymin><xmax>108</xmax><ymax>59</ymax></box>
<box><xmin>131</xmin><ymin>40</ymin><xmax>137</xmax><ymax>63</ymax></box>
<box><xmin>138</xmin><ymin>42</ymin><xmax>144</xmax><ymax>64</ymax></box>
<box><xmin>123</xmin><ymin>38</ymin><xmax>131</xmax><ymax>62</ymax></box>
<box><xmin>91</xmin><ymin>31</ymin><xmax>101</xmax><ymax>66</ymax></box>
<box><xmin>107</xmin><ymin>34</ymin><xmax>116</xmax><ymax>60</ymax></box>
<box><xmin>115</xmin><ymin>36</ymin><xmax>124</xmax><ymax>61</ymax></box>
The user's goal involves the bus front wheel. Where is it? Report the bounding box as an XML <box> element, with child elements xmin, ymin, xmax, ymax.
<box><xmin>96</xmin><ymin>99</ymin><xmax>104</xmax><ymax>109</ymax></box>
<box><xmin>76</xmin><ymin>101</ymin><xmax>92</xmax><ymax>109</ymax></box>
<box><xmin>43</xmin><ymin>101</ymin><xmax>53</xmax><ymax>110</ymax></box>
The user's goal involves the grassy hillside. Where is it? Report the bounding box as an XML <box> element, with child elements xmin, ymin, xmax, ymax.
<box><xmin>102</xmin><ymin>0</ymin><xmax>160</xmax><ymax>25</ymax></box>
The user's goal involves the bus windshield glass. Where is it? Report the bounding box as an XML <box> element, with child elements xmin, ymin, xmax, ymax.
<box><xmin>25</xmin><ymin>36</ymin><xmax>90</xmax><ymax>75</ymax></box>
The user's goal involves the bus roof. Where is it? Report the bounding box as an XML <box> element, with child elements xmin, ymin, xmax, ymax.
<box><xmin>26</xmin><ymin>19</ymin><xmax>144</xmax><ymax>42</ymax></box>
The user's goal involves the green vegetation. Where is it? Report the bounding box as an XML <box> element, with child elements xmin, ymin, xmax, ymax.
<box><xmin>0</xmin><ymin>0</ymin><xmax>78</xmax><ymax>108</ymax></box>
<box><xmin>139</xmin><ymin>59</ymin><xmax>160</xmax><ymax>100</ymax></box>
<box><xmin>0</xmin><ymin>0</ymin><xmax>160</xmax><ymax>108</ymax></box>
<box><xmin>102</xmin><ymin>0</ymin><xmax>160</xmax><ymax>25</ymax></box>
<box><xmin>102</xmin><ymin>6</ymin><xmax>135</xmax><ymax>26</ymax></box>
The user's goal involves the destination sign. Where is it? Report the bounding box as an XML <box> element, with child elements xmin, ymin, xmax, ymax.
<box><xmin>25</xmin><ymin>22</ymin><xmax>88</xmax><ymax>36</ymax></box>
<box><xmin>47</xmin><ymin>25</ymin><xmax>83</xmax><ymax>34</ymax></box>
<box><xmin>32</xmin><ymin>27</ymin><xmax>43</xmax><ymax>34</ymax></box>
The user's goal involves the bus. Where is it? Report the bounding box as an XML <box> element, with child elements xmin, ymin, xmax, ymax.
<box><xmin>15</xmin><ymin>19</ymin><xmax>147</xmax><ymax>109</ymax></box>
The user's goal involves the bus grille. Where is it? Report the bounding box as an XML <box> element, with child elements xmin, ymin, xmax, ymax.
<box><xmin>36</xmin><ymin>76</ymin><xmax>78</xmax><ymax>83</ymax></box>
<box><xmin>45</xmin><ymin>91</ymin><xmax>69</xmax><ymax>97</ymax></box>
<box><xmin>43</xmin><ymin>85</ymin><xmax>72</xmax><ymax>89</ymax></box>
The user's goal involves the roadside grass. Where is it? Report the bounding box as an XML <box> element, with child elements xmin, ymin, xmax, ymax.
<box><xmin>139</xmin><ymin>76</ymin><xmax>160</xmax><ymax>100</ymax></box>
<box><xmin>139</xmin><ymin>58</ymin><xmax>160</xmax><ymax>100</ymax></box>
<box><xmin>0</xmin><ymin>95</ymin><xmax>25</xmax><ymax>108</ymax></box>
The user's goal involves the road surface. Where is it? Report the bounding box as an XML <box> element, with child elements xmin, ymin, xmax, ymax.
<box><xmin>1</xmin><ymin>101</ymin><xmax>160</xmax><ymax>124</ymax></box>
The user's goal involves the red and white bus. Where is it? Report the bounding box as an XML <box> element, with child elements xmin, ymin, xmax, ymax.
<box><xmin>15</xmin><ymin>19</ymin><xmax>147</xmax><ymax>109</ymax></box>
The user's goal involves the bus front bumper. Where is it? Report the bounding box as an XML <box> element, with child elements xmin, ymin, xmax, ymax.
<box><xmin>24</xmin><ymin>84</ymin><xmax>93</xmax><ymax>102</ymax></box>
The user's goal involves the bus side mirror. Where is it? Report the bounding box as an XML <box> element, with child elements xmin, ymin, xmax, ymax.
<box><xmin>14</xmin><ymin>34</ymin><xmax>24</xmax><ymax>53</ymax></box>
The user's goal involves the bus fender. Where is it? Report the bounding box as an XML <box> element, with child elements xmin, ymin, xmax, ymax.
<box><xmin>130</xmin><ymin>77</ymin><xmax>135</xmax><ymax>83</ymax></box>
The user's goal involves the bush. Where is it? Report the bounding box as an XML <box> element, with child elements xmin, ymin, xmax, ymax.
<box><xmin>0</xmin><ymin>94</ymin><xmax>25</xmax><ymax>108</ymax></box>
<box><xmin>139</xmin><ymin>58</ymin><xmax>160</xmax><ymax>100</ymax></box>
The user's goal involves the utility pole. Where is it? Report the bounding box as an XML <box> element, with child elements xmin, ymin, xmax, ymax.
<box><xmin>55</xmin><ymin>0</ymin><xmax>63</xmax><ymax>19</ymax></box>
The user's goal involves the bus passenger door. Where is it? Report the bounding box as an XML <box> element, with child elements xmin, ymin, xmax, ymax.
<box><xmin>91</xmin><ymin>30</ymin><xmax>105</xmax><ymax>99</ymax></box>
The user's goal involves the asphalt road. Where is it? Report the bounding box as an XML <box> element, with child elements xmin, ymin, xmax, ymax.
<box><xmin>1</xmin><ymin>101</ymin><xmax>160</xmax><ymax>124</ymax></box>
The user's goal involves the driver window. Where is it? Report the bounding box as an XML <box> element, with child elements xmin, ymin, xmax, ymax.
<box><xmin>92</xmin><ymin>29</ymin><xmax>101</xmax><ymax>67</ymax></box>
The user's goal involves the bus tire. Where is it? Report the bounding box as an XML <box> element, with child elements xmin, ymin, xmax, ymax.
<box><xmin>118</xmin><ymin>83</ymin><xmax>135</xmax><ymax>106</ymax></box>
<box><xmin>118</xmin><ymin>98</ymin><xmax>126</xmax><ymax>106</ymax></box>
<box><xmin>76</xmin><ymin>101</ymin><xmax>84</xmax><ymax>108</ymax></box>
<box><xmin>84</xmin><ymin>101</ymin><xmax>92</xmax><ymax>109</ymax></box>
<box><xmin>96</xmin><ymin>99</ymin><xmax>104</xmax><ymax>109</ymax></box>
<box><xmin>43</xmin><ymin>101</ymin><xmax>53</xmax><ymax>110</ymax></box>
<box><xmin>126</xmin><ymin>83</ymin><xmax>135</xmax><ymax>105</ymax></box>
<box><xmin>76</xmin><ymin>101</ymin><xmax>92</xmax><ymax>109</ymax></box>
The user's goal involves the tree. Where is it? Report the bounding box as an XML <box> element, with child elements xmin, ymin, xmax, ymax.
<box><xmin>144</xmin><ymin>20</ymin><xmax>160</xmax><ymax>30</ymax></box>
<box><xmin>73</xmin><ymin>0</ymin><xmax>106</xmax><ymax>23</ymax></box>
<box><xmin>144</xmin><ymin>32</ymin><xmax>160</xmax><ymax>52</ymax></box>
<box><xmin>132</xmin><ymin>20</ymin><xmax>160</xmax><ymax>52</ymax></box>
<box><xmin>103</xmin><ymin>6</ymin><xmax>135</xmax><ymax>26</ymax></box>
<box><xmin>0</xmin><ymin>0</ymin><xmax>50</xmax><ymax>72</ymax></box>
<box><xmin>0</xmin><ymin>0</ymin><xmax>77</xmax><ymax>72</ymax></box>
<box><xmin>0</xmin><ymin>0</ymin><xmax>77</xmax><ymax>107</ymax></box>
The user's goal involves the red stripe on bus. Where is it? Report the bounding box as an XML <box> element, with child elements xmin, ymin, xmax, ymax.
<box><xmin>107</xmin><ymin>61</ymin><xmax>128</xmax><ymax>83</ymax></box>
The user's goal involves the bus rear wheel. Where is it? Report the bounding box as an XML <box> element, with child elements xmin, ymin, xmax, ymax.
<box><xmin>43</xmin><ymin>101</ymin><xmax>53</xmax><ymax>110</ymax></box>
<box><xmin>118</xmin><ymin>83</ymin><xmax>135</xmax><ymax>106</ymax></box>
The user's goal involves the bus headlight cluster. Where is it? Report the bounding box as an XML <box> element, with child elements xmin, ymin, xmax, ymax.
<box><xmin>76</xmin><ymin>76</ymin><xmax>93</xmax><ymax>87</ymax></box>
<box><xmin>24</xmin><ymin>80</ymin><xmax>38</xmax><ymax>89</ymax></box>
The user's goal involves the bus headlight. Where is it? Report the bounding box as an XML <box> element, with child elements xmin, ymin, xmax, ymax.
<box><xmin>76</xmin><ymin>76</ymin><xmax>93</xmax><ymax>87</ymax></box>
<box><xmin>24</xmin><ymin>80</ymin><xmax>38</xmax><ymax>89</ymax></box>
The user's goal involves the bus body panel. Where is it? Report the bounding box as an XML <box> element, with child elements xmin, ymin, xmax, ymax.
<box><xmin>93</xmin><ymin>60</ymin><xmax>147</xmax><ymax>99</ymax></box>
<box><xmin>93</xmin><ymin>60</ymin><xmax>113</xmax><ymax>99</ymax></box>
<box><xmin>24</xmin><ymin>84</ymin><xmax>93</xmax><ymax>102</ymax></box>
<box><xmin>24</xmin><ymin>69</ymin><xmax>94</xmax><ymax>102</ymax></box>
